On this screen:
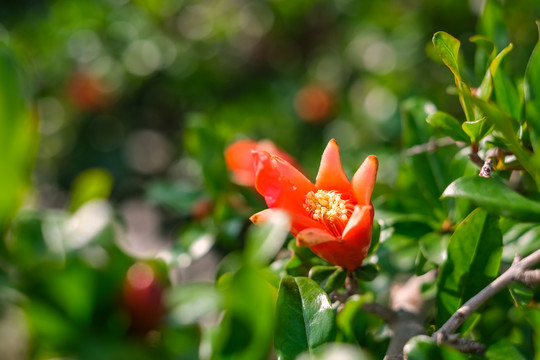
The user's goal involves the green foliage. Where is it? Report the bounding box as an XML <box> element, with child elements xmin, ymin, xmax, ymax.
<box><xmin>2</xmin><ymin>0</ymin><xmax>540</xmax><ymax>359</ymax></box>
<box><xmin>437</xmin><ymin>208</ymin><xmax>503</xmax><ymax>328</ymax></box>
<box><xmin>274</xmin><ymin>276</ymin><xmax>336</xmax><ymax>360</ymax></box>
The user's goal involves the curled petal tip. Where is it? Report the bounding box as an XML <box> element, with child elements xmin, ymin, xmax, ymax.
<box><xmin>352</xmin><ymin>155</ymin><xmax>378</xmax><ymax>206</ymax></box>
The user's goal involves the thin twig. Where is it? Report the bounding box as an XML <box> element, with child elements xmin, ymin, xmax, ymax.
<box><xmin>434</xmin><ymin>248</ymin><xmax>540</xmax><ymax>337</ymax></box>
<box><xmin>435</xmin><ymin>333</ymin><xmax>486</xmax><ymax>354</ymax></box>
<box><xmin>405</xmin><ymin>137</ymin><xmax>460</xmax><ymax>156</ymax></box>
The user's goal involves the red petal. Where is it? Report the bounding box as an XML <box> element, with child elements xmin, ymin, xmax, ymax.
<box><xmin>250</xmin><ymin>209</ymin><xmax>274</xmax><ymax>224</ymax></box>
<box><xmin>315</xmin><ymin>139</ymin><xmax>352</xmax><ymax>195</ymax></box>
<box><xmin>225</xmin><ymin>139</ymin><xmax>259</xmax><ymax>186</ymax></box>
<box><xmin>351</xmin><ymin>155</ymin><xmax>378</xmax><ymax>206</ymax></box>
<box><xmin>296</xmin><ymin>228</ymin><xmax>338</xmax><ymax>247</ymax></box>
<box><xmin>342</xmin><ymin>204</ymin><xmax>373</xmax><ymax>243</ymax></box>
<box><xmin>253</xmin><ymin>151</ymin><xmax>315</xmax><ymax>214</ymax></box>
<box><xmin>307</xmin><ymin>205</ymin><xmax>373</xmax><ymax>270</ymax></box>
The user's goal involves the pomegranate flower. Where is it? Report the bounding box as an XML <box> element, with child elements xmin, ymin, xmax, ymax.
<box><xmin>225</xmin><ymin>139</ymin><xmax>300</xmax><ymax>186</ymax></box>
<box><xmin>250</xmin><ymin>139</ymin><xmax>378</xmax><ymax>270</ymax></box>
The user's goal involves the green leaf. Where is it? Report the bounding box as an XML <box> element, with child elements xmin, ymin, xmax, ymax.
<box><xmin>285</xmin><ymin>240</ymin><xmax>327</xmax><ymax>277</ymax></box>
<box><xmin>525</xmin><ymin>21</ymin><xmax>540</xmax><ymax>150</ymax></box>
<box><xmin>354</xmin><ymin>263</ymin><xmax>379</xmax><ymax>282</ymax></box>
<box><xmin>405</xmin><ymin>335</ymin><xmax>469</xmax><ymax>360</ymax></box>
<box><xmin>275</xmin><ymin>277</ymin><xmax>336</xmax><ymax>360</ymax></box>
<box><xmin>461</xmin><ymin>117</ymin><xmax>493</xmax><ymax>144</ymax></box>
<box><xmin>309</xmin><ymin>266</ymin><xmax>347</xmax><ymax>293</ymax></box>
<box><xmin>508</xmin><ymin>282</ymin><xmax>534</xmax><ymax>308</ymax></box>
<box><xmin>485</xmin><ymin>339</ymin><xmax>527</xmax><ymax>360</ymax></box>
<box><xmin>442</xmin><ymin>176</ymin><xmax>540</xmax><ymax>222</ymax></box>
<box><xmin>213</xmin><ymin>268</ymin><xmax>275</xmax><ymax>360</ymax></box>
<box><xmin>146</xmin><ymin>181</ymin><xmax>205</xmax><ymax>215</ymax></box>
<box><xmin>436</xmin><ymin>208</ymin><xmax>502</xmax><ymax>327</ymax></box>
<box><xmin>401</xmin><ymin>98</ymin><xmax>450</xmax><ymax>216</ymax></box>
<box><xmin>367</xmin><ymin>219</ymin><xmax>381</xmax><ymax>257</ymax></box>
<box><xmin>426</xmin><ymin>111</ymin><xmax>470</xmax><ymax>143</ymax></box>
<box><xmin>433</xmin><ymin>31</ymin><xmax>461</xmax><ymax>81</ymax></box>
<box><xmin>490</xmin><ymin>44</ymin><xmax>520</xmax><ymax>121</ymax></box>
<box><xmin>464</xmin><ymin>94</ymin><xmax>540</xmax><ymax>188</ymax></box>
<box><xmin>69</xmin><ymin>168</ymin><xmax>113</xmax><ymax>212</ymax></box>
<box><xmin>419</xmin><ymin>232</ymin><xmax>450</xmax><ymax>266</ymax></box>
<box><xmin>478</xmin><ymin>0</ymin><xmax>509</xmax><ymax>52</ymax></box>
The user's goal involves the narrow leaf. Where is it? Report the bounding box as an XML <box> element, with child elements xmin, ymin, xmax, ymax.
<box><xmin>436</xmin><ymin>208</ymin><xmax>502</xmax><ymax>327</ymax></box>
<box><xmin>442</xmin><ymin>176</ymin><xmax>540</xmax><ymax>222</ymax></box>
<box><xmin>433</xmin><ymin>31</ymin><xmax>461</xmax><ymax>81</ymax></box>
<box><xmin>275</xmin><ymin>277</ymin><xmax>336</xmax><ymax>360</ymax></box>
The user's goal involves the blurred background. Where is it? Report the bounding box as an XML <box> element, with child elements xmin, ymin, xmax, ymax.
<box><xmin>1</xmin><ymin>0</ymin><xmax>540</xmax><ymax>359</ymax></box>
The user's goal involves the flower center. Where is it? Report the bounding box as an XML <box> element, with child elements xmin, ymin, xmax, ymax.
<box><xmin>304</xmin><ymin>190</ymin><xmax>354</xmax><ymax>237</ymax></box>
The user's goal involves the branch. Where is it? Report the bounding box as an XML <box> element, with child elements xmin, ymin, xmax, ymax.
<box><xmin>405</xmin><ymin>137</ymin><xmax>461</xmax><ymax>156</ymax></box>
<box><xmin>434</xmin><ymin>249</ymin><xmax>540</xmax><ymax>337</ymax></box>
<box><xmin>384</xmin><ymin>270</ymin><xmax>436</xmax><ymax>360</ymax></box>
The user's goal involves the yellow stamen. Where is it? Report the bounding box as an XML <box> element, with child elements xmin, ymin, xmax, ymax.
<box><xmin>304</xmin><ymin>190</ymin><xmax>354</xmax><ymax>237</ymax></box>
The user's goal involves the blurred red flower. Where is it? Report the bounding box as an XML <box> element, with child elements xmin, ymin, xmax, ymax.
<box><xmin>250</xmin><ymin>139</ymin><xmax>378</xmax><ymax>270</ymax></box>
<box><xmin>225</xmin><ymin>139</ymin><xmax>299</xmax><ymax>186</ymax></box>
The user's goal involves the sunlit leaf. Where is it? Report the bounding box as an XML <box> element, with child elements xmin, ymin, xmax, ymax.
<box><xmin>432</xmin><ymin>32</ymin><xmax>461</xmax><ymax>81</ymax></box>
<box><xmin>69</xmin><ymin>168</ymin><xmax>113</xmax><ymax>212</ymax></box>
<box><xmin>275</xmin><ymin>276</ymin><xmax>336</xmax><ymax>360</ymax></box>
<box><xmin>442</xmin><ymin>176</ymin><xmax>540</xmax><ymax>222</ymax></box>
<box><xmin>436</xmin><ymin>208</ymin><xmax>502</xmax><ymax>327</ymax></box>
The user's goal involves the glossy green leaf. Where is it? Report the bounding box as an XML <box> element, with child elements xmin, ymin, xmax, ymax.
<box><xmin>275</xmin><ymin>276</ymin><xmax>336</xmax><ymax>360</ymax></box>
<box><xmin>69</xmin><ymin>168</ymin><xmax>113</xmax><ymax>212</ymax></box>
<box><xmin>354</xmin><ymin>263</ymin><xmax>379</xmax><ymax>282</ymax></box>
<box><xmin>433</xmin><ymin>31</ymin><xmax>461</xmax><ymax>81</ymax></box>
<box><xmin>442</xmin><ymin>176</ymin><xmax>540</xmax><ymax>222</ymax></box>
<box><xmin>309</xmin><ymin>266</ymin><xmax>347</xmax><ymax>294</ymax></box>
<box><xmin>524</xmin><ymin>21</ymin><xmax>540</xmax><ymax>149</ymax></box>
<box><xmin>405</xmin><ymin>335</ymin><xmax>468</xmax><ymax>360</ymax></box>
<box><xmin>426</xmin><ymin>111</ymin><xmax>469</xmax><ymax>143</ymax></box>
<box><xmin>436</xmin><ymin>208</ymin><xmax>502</xmax><ymax>327</ymax></box>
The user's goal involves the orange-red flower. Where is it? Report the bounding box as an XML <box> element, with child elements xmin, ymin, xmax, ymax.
<box><xmin>250</xmin><ymin>139</ymin><xmax>378</xmax><ymax>270</ymax></box>
<box><xmin>225</xmin><ymin>139</ymin><xmax>300</xmax><ymax>186</ymax></box>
